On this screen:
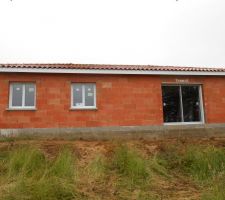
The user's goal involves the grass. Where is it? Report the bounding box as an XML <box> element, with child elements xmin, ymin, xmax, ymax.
<box><xmin>0</xmin><ymin>140</ymin><xmax>225</xmax><ymax>199</ymax></box>
<box><xmin>113</xmin><ymin>145</ymin><xmax>149</xmax><ymax>187</ymax></box>
<box><xmin>49</xmin><ymin>148</ymin><xmax>76</xmax><ymax>179</ymax></box>
<box><xmin>181</xmin><ymin>146</ymin><xmax>225</xmax><ymax>182</ymax></box>
<box><xmin>0</xmin><ymin>135</ymin><xmax>39</xmax><ymax>143</ymax></box>
<box><xmin>7</xmin><ymin>146</ymin><xmax>46</xmax><ymax>178</ymax></box>
<box><xmin>148</xmin><ymin>154</ymin><xmax>169</xmax><ymax>177</ymax></box>
<box><xmin>158</xmin><ymin>144</ymin><xmax>225</xmax><ymax>181</ymax></box>
<box><xmin>157</xmin><ymin>144</ymin><xmax>225</xmax><ymax>199</ymax></box>
<box><xmin>0</xmin><ymin>136</ymin><xmax>15</xmax><ymax>143</ymax></box>
<box><xmin>4</xmin><ymin>177</ymin><xmax>77</xmax><ymax>200</ymax></box>
<box><xmin>201</xmin><ymin>175</ymin><xmax>225</xmax><ymax>200</ymax></box>
<box><xmin>1</xmin><ymin>146</ymin><xmax>79</xmax><ymax>200</ymax></box>
<box><xmin>86</xmin><ymin>154</ymin><xmax>107</xmax><ymax>181</ymax></box>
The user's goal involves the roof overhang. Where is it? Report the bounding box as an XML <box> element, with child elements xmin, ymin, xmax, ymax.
<box><xmin>1</xmin><ymin>67</ymin><xmax>225</xmax><ymax>76</ymax></box>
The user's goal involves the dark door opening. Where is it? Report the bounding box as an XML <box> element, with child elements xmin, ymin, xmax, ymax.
<box><xmin>162</xmin><ymin>85</ymin><xmax>204</xmax><ymax>124</ymax></box>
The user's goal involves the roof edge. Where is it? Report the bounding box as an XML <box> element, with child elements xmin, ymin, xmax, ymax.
<box><xmin>1</xmin><ymin>67</ymin><xmax>225</xmax><ymax>76</ymax></box>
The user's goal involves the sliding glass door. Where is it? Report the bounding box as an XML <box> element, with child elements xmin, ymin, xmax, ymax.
<box><xmin>162</xmin><ymin>85</ymin><xmax>204</xmax><ymax>124</ymax></box>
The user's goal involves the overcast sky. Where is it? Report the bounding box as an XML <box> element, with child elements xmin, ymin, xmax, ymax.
<box><xmin>0</xmin><ymin>0</ymin><xmax>224</xmax><ymax>67</ymax></box>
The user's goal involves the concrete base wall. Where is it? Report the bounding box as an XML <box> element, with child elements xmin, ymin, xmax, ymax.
<box><xmin>1</xmin><ymin>124</ymin><xmax>225</xmax><ymax>140</ymax></box>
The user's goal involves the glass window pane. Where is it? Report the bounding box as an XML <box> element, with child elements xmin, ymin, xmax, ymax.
<box><xmin>11</xmin><ymin>83</ymin><xmax>23</xmax><ymax>107</ymax></box>
<box><xmin>73</xmin><ymin>84</ymin><xmax>83</xmax><ymax>107</ymax></box>
<box><xmin>182</xmin><ymin>86</ymin><xmax>201</xmax><ymax>122</ymax></box>
<box><xmin>84</xmin><ymin>84</ymin><xmax>95</xmax><ymax>106</ymax></box>
<box><xmin>162</xmin><ymin>86</ymin><xmax>182</xmax><ymax>123</ymax></box>
<box><xmin>25</xmin><ymin>84</ymin><xmax>35</xmax><ymax>107</ymax></box>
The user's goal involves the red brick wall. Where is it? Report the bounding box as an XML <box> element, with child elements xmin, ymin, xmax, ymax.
<box><xmin>0</xmin><ymin>73</ymin><xmax>225</xmax><ymax>128</ymax></box>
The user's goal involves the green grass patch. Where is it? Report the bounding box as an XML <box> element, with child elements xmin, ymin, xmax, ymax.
<box><xmin>158</xmin><ymin>144</ymin><xmax>225</xmax><ymax>182</ymax></box>
<box><xmin>113</xmin><ymin>145</ymin><xmax>149</xmax><ymax>187</ymax></box>
<box><xmin>4</xmin><ymin>177</ymin><xmax>78</xmax><ymax>200</ymax></box>
<box><xmin>1</xmin><ymin>141</ymin><xmax>225</xmax><ymax>200</ymax></box>
<box><xmin>1</xmin><ymin>146</ymin><xmax>80</xmax><ymax>200</ymax></box>
<box><xmin>148</xmin><ymin>154</ymin><xmax>169</xmax><ymax>178</ymax></box>
<box><xmin>7</xmin><ymin>146</ymin><xmax>46</xmax><ymax>178</ymax></box>
<box><xmin>157</xmin><ymin>144</ymin><xmax>225</xmax><ymax>199</ymax></box>
<box><xmin>86</xmin><ymin>154</ymin><xmax>107</xmax><ymax>181</ymax></box>
<box><xmin>201</xmin><ymin>175</ymin><xmax>225</xmax><ymax>200</ymax></box>
<box><xmin>48</xmin><ymin>148</ymin><xmax>76</xmax><ymax>179</ymax></box>
<box><xmin>181</xmin><ymin>146</ymin><xmax>225</xmax><ymax>182</ymax></box>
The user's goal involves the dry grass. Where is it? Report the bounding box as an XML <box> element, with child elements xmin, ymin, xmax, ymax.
<box><xmin>0</xmin><ymin>137</ymin><xmax>225</xmax><ymax>200</ymax></box>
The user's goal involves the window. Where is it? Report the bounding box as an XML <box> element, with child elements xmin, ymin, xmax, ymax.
<box><xmin>71</xmin><ymin>83</ymin><xmax>96</xmax><ymax>109</ymax></box>
<box><xmin>162</xmin><ymin>85</ymin><xmax>204</xmax><ymax>124</ymax></box>
<box><xmin>9</xmin><ymin>83</ymin><xmax>36</xmax><ymax>109</ymax></box>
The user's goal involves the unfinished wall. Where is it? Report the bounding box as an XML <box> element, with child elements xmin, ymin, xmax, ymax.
<box><xmin>0</xmin><ymin>73</ymin><xmax>225</xmax><ymax>128</ymax></box>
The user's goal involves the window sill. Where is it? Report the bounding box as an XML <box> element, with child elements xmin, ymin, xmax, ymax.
<box><xmin>164</xmin><ymin>122</ymin><xmax>204</xmax><ymax>125</ymax></box>
<box><xmin>70</xmin><ymin>107</ymin><xmax>98</xmax><ymax>111</ymax></box>
<box><xmin>6</xmin><ymin>108</ymin><xmax>37</xmax><ymax>111</ymax></box>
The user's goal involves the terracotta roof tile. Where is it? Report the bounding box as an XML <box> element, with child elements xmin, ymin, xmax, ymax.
<box><xmin>0</xmin><ymin>63</ymin><xmax>225</xmax><ymax>72</ymax></box>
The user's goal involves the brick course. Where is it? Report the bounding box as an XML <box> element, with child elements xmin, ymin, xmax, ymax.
<box><xmin>0</xmin><ymin>73</ymin><xmax>225</xmax><ymax>128</ymax></box>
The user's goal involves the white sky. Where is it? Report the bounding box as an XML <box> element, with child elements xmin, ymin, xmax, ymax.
<box><xmin>0</xmin><ymin>0</ymin><xmax>225</xmax><ymax>67</ymax></box>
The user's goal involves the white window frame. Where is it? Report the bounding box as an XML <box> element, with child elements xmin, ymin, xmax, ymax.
<box><xmin>162</xmin><ymin>84</ymin><xmax>205</xmax><ymax>125</ymax></box>
<box><xmin>71</xmin><ymin>83</ymin><xmax>96</xmax><ymax>109</ymax></box>
<box><xmin>9</xmin><ymin>82</ymin><xmax>36</xmax><ymax>110</ymax></box>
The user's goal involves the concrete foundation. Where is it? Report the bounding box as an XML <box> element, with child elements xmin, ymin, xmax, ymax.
<box><xmin>1</xmin><ymin>123</ymin><xmax>225</xmax><ymax>140</ymax></box>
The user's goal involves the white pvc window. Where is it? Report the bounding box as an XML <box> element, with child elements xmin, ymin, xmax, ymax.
<box><xmin>9</xmin><ymin>83</ymin><xmax>36</xmax><ymax>109</ymax></box>
<box><xmin>71</xmin><ymin>83</ymin><xmax>96</xmax><ymax>109</ymax></box>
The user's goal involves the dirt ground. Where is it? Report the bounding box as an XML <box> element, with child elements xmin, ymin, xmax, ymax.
<box><xmin>0</xmin><ymin>137</ymin><xmax>225</xmax><ymax>200</ymax></box>
<box><xmin>1</xmin><ymin>136</ymin><xmax>224</xmax><ymax>158</ymax></box>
